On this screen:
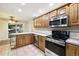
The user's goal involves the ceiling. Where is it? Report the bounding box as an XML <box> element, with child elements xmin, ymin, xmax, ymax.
<box><xmin>0</xmin><ymin>3</ymin><xmax>66</xmax><ymax>21</ymax></box>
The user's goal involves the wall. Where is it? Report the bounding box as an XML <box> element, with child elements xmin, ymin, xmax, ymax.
<box><xmin>0</xmin><ymin>19</ymin><xmax>31</xmax><ymax>40</ymax></box>
<box><xmin>23</xmin><ymin>21</ymin><xmax>33</xmax><ymax>32</ymax></box>
<box><xmin>0</xmin><ymin>19</ymin><xmax>8</xmax><ymax>40</ymax></box>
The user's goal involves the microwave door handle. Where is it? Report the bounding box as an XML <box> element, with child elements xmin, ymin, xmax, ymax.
<box><xmin>60</xmin><ymin>19</ymin><xmax>61</xmax><ymax>25</ymax></box>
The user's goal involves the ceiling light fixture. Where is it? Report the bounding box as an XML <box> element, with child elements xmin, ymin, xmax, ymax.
<box><xmin>39</xmin><ymin>9</ymin><xmax>45</xmax><ymax>13</ymax></box>
<box><xmin>18</xmin><ymin>8</ymin><xmax>22</xmax><ymax>12</ymax></box>
<box><xmin>49</xmin><ymin>3</ymin><xmax>54</xmax><ymax>7</ymax></box>
<box><xmin>21</xmin><ymin>3</ymin><xmax>26</xmax><ymax>5</ymax></box>
<box><xmin>39</xmin><ymin>9</ymin><xmax>42</xmax><ymax>13</ymax></box>
<box><xmin>33</xmin><ymin>13</ymin><xmax>38</xmax><ymax>17</ymax></box>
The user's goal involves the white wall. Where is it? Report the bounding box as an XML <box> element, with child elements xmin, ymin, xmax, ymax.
<box><xmin>23</xmin><ymin>20</ymin><xmax>33</xmax><ymax>32</ymax></box>
<box><xmin>0</xmin><ymin>19</ymin><xmax>31</xmax><ymax>40</ymax></box>
<box><xmin>0</xmin><ymin>19</ymin><xmax>8</xmax><ymax>40</ymax></box>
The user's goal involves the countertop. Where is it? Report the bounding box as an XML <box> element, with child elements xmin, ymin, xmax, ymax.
<box><xmin>66</xmin><ymin>38</ymin><xmax>79</xmax><ymax>46</ymax></box>
<box><xmin>10</xmin><ymin>32</ymin><xmax>51</xmax><ymax>36</ymax></box>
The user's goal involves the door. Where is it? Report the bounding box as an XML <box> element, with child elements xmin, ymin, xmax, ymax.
<box><xmin>33</xmin><ymin>19</ymin><xmax>37</xmax><ymax>28</ymax></box>
<box><xmin>58</xmin><ymin>5</ymin><xmax>69</xmax><ymax>15</ymax></box>
<box><xmin>41</xmin><ymin>14</ymin><xmax>49</xmax><ymax>27</ymax></box>
<box><xmin>24</xmin><ymin>34</ymin><xmax>33</xmax><ymax>45</ymax></box>
<box><xmin>69</xmin><ymin>4</ymin><xmax>78</xmax><ymax>26</ymax></box>
<box><xmin>76</xmin><ymin>46</ymin><xmax>79</xmax><ymax>56</ymax></box>
<box><xmin>38</xmin><ymin>36</ymin><xmax>45</xmax><ymax>52</ymax></box>
<box><xmin>78</xmin><ymin>4</ymin><xmax>79</xmax><ymax>25</ymax></box>
<box><xmin>16</xmin><ymin>35</ymin><xmax>23</xmax><ymax>47</ymax></box>
<box><xmin>66</xmin><ymin>44</ymin><xmax>76</xmax><ymax>56</ymax></box>
<box><xmin>49</xmin><ymin>10</ymin><xmax>57</xmax><ymax>18</ymax></box>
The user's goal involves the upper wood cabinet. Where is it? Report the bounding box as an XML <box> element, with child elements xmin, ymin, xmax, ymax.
<box><xmin>33</xmin><ymin>17</ymin><xmax>42</xmax><ymax>28</ymax></box>
<box><xmin>33</xmin><ymin>13</ymin><xmax>49</xmax><ymax>28</ymax></box>
<box><xmin>33</xmin><ymin>3</ymin><xmax>79</xmax><ymax>27</ymax></box>
<box><xmin>49</xmin><ymin>10</ymin><xmax>57</xmax><ymax>18</ymax></box>
<box><xmin>66</xmin><ymin>43</ymin><xmax>79</xmax><ymax>56</ymax></box>
<box><xmin>36</xmin><ymin>17</ymin><xmax>42</xmax><ymax>28</ymax></box>
<box><xmin>69</xmin><ymin>3</ymin><xmax>79</xmax><ymax>26</ymax></box>
<box><xmin>33</xmin><ymin>19</ymin><xmax>37</xmax><ymax>28</ymax></box>
<box><xmin>58</xmin><ymin>5</ymin><xmax>69</xmax><ymax>15</ymax></box>
<box><xmin>41</xmin><ymin>14</ymin><xmax>49</xmax><ymax>27</ymax></box>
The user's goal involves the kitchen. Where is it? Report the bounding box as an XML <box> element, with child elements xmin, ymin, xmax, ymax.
<box><xmin>0</xmin><ymin>3</ymin><xmax>79</xmax><ymax>56</ymax></box>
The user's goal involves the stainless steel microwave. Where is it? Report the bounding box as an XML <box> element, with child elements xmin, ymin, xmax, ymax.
<box><xmin>49</xmin><ymin>14</ymin><xmax>69</xmax><ymax>27</ymax></box>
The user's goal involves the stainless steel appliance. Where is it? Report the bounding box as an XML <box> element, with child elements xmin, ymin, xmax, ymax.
<box><xmin>49</xmin><ymin>14</ymin><xmax>69</xmax><ymax>27</ymax></box>
<box><xmin>45</xmin><ymin>30</ymin><xmax>70</xmax><ymax>56</ymax></box>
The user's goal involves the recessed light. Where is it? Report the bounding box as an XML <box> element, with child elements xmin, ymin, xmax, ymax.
<box><xmin>21</xmin><ymin>3</ymin><xmax>26</xmax><ymax>5</ymax></box>
<box><xmin>18</xmin><ymin>8</ymin><xmax>22</xmax><ymax>12</ymax></box>
<box><xmin>39</xmin><ymin>9</ymin><xmax>45</xmax><ymax>13</ymax></box>
<box><xmin>49</xmin><ymin>3</ymin><xmax>54</xmax><ymax>7</ymax></box>
<box><xmin>33</xmin><ymin>13</ymin><xmax>38</xmax><ymax>17</ymax></box>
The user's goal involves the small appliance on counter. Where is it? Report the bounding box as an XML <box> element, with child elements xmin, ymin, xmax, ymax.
<box><xmin>49</xmin><ymin>14</ymin><xmax>69</xmax><ymax>28</ymax></box>
<box><xmin>45</xmin><ymin>30</ymin><xmax>70</xmax><ymax>56</ymax></box>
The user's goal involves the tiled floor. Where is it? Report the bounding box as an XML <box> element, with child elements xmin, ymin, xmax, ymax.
<box><xmin>11</xmin><ymin>44</ymin><xmax>45</xmax><ymax>56</ymax></box>
<box><xmin>0</xmin><ymin>44</ymin><xmax>44</xmax><ymax>56</ymax></box>
<box><xmin>0</xmin><ymin>44</ymin><xmax>11</xmax><ymax>56</ymax></box>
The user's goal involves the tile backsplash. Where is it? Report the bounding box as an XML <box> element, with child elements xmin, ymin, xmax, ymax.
<box><xmin>33</xmin><ymin>30</ymin><xmax>52</xmax><ymax>35</ymax></box>
<box><xmin>70</xmin><ymin>32</ymin><xmax>79</xmax><ymax>39</ymax></box>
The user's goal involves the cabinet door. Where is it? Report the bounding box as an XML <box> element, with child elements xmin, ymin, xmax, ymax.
<box><xmin>38</xmin><ymin>36</ymin><xmax>45</xmax><ymax>52</ymax></box>
<box><xmin>16</xmin><ymin>35</ymin><xmax>23</xmax><ymax>47</ymax></box>
<box><xmin>22</xmin><ymin>35</ymin><xmax>26</xmax><ymax>46</ymax></box>
<box><xmin>41</xmin><ymin>14</ymin><xmax>49</xmax><ymax>27</ymax></box>
<box><xmin>58</xmin><ymin>5</ymin><xmax>69</xmax><ymax>15</ymax></box>
<box><xmin>49</xmin><ymin>10</ymin><xmax>57</xmax><ymax>18</ymax></box>
<box><xmin>78</xmin><ymin>4</ymin><xmax>79</xmax><ymax>24</ymax></box>
<box><xmin>69</xmin><ymin>4</ymin><xmax>78</xmax><ymax>26</ymax></box>
<box><xmin>24</xmin><ymin>34</ymin><xmax>34</xmax><ymax>45</ymax></box>
<box><xmin>76</xmin><ymin>46</ymin><xmax>79</xmax><ymax>56</ymax></box>
<box><xmin>33</xmin><ymin>19</ymin><xmax>37</xmax><ymax>28</ymax></box>
<box><xmin>36</xmin><ymin>17</ymin><xmax>42</xmax><ymax>28</ymax></box>
<box><xmin>66</xmin><ymin>44</ymin><xmax>76</xmax><ymax>56</ymax></box>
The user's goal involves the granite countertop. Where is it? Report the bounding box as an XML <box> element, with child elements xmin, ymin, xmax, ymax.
<box><xmin>66</xmin><ymin>38</ymin><xmax>79</xmax><ymax>46</ymax></box>
<box><xmin>10</xmin><ymin>32</ymin><xmax>50</xmax><ymax>36</ymax></box>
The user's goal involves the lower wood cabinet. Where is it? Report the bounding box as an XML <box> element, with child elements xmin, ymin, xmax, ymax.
<box><xmin>38</xmin><ymin>36</ymin><xmax>45</xmax><ymax>52</ymax></box>
<box><xmin>16</xmin><ymin>35</ymin><xmax>23</xmax><ymax>47</ymax></box>
<box><xmin>16</xmin><ymin>34</ymin><xmax>34</xmax><ymax>48</ymax></box>
<box><xmin>66</xmin><ymin>43</ymin><xmax>79</xmax><ymax>56</ymax></box>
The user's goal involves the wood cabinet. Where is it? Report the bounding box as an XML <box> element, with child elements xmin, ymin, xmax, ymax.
<box><xmin>33</xmin><ymin>19</ymin><xmax>37</xmax><ymax>28</ymax></box>
<box><xmin>16</xmin><ymin>35</ymin><xmax>23</xmax><ymax>47</ymax></box>
<box><xmin>33</xmin><ymin>3</ymin><xmax>79</xmax><ymax>27</ymax></box>
<box><xmin>38</xmin><ymin>36</ymin><xmax>45</xmax><ymax>52</ymax></box>
<box><xmin>33</xmin><ymin>14</ymin><xmax>49</xmax><ymax>28</ymax></box>
<box><xmin>16</xmin><ymin>34</ymin><xmax>34</xmax><ymax>48</ymax></box>
<box><xmin>41</xmin><ymin>14</ymin><xmax>49</xmax><ymax>27</ymax></box>
<box><xmin>49</xmin><ymin>10</ymin><xmax>57</xmax><ymax>18</ymax></box>
<box><xmin>33</xmin><ymin>17</ymin><xmax>41</xmax><ymax>28</ymax></box>
<box><xmin>66</xmin><ymin>43</ymin><xmax>79</xmax><ymax>56</ymax></box>
<box><xmin>58</xmin><ymin>5</ymin><xmax>69</xmax><ymax>15</ymax></box>
<box><xmin>66</xmin><ymin>43</ymin><xmax>76</xmax><ymax>56</ymax></box>
<box><xmin>69</xmin><ymin>3</ymin><xmax>79</xmax><ymax>26</ymax></box>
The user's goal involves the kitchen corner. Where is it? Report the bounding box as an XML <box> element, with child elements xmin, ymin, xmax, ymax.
<box><xmin>0</xmin><ymin>3</ymin><xmax>79</xmax><ymax>56</ymax></box>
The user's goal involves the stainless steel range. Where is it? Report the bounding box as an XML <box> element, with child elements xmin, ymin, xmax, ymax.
<box><xmin>45</xmin><ymin>30</ymin><xmax>70</xmax><ymax>56</ymax></box>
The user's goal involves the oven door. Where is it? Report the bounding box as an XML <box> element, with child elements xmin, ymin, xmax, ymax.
<box><xmin>45</xmin><ymin>40</ymin><xmax>65</xmax><ymax>56</ymax></box>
